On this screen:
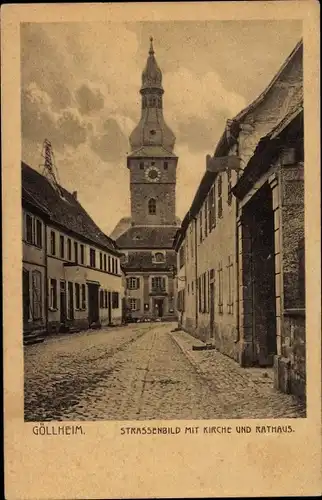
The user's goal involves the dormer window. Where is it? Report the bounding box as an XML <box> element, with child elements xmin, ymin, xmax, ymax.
<box><xmin>152</xmin><ymin>251</ymin><xmax>165</xmax><ymax>264</ymax></box>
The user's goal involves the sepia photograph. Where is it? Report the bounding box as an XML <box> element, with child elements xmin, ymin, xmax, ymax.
<box><xmin>20</xmin><ymin>19</ymin><xmax>307</xmax><ymax>422</ymax></box>
<box><xmin>2</xmin><ymin>2</ymin><xmax>321</xmax><ymax>499</ymax></box>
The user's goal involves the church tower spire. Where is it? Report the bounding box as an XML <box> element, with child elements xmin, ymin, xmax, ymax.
<box><xmin>129</xmin><ymin>38</ymin><xmax>176</xmax><ymax>153</ymax></box>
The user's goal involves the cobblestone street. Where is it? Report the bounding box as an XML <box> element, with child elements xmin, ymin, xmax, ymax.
<box><xmin>24</xmin><ymin>323</ymin><xmax>305</xmax><ymax>421</ymax></box>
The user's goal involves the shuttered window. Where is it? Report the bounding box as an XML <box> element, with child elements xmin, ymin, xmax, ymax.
<box><xmin>49</xmin><ymin>278</ymin><xmax>57</xmax><ymax>309</ymax></box>
<box><xmin>151</xmin><ymin>277</ymin><xmax>166</xmax><ymax>291</ymax></box>
<box><xmin>81</xmin><ymin>284</ymin><xmax>86</xmax><ymax>309</ymax></box>
<box><xmin>75</xmin><ymin>283</ymin><xmax>81</xmax><ymax>309</ymax></box>
<box><xmin>127</xmin><ymin>277</ymin><xmax>140</xmax><ymax>290</ymax></box>
<box><xmin>99</xmin><ymin>289</ymin><xmax>104</xmax><ymax>308</ymax></box>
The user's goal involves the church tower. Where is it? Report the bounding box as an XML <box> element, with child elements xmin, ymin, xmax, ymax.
<box><xmin>111</xmin><ymin>38</ymin><xmax>179</xmax><ymax>322</ymax></box>
<box><xmin>128</xmin><ymin>37</ymin><xmax>178</xmax><ymax>226</ymax></box>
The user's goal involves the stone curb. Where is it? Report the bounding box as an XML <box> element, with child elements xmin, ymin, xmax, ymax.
<box><xmin>169</xmin><ymin>332</ymin><xmax>205</xmax><ymax>377</ymax></box>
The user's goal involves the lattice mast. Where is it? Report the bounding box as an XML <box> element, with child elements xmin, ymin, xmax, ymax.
<box><xmin>39</xmin><ymin>139</ymin><xmax>63</xmax><ymax>195</ymax></box>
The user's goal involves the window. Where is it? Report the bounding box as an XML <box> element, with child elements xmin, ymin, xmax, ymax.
<box><xmin>99</xmin><ymin>252</ymin><xmax>103</xmax><ymax>270</ymax></box>
<box><xmin>50</xmin><ymin>231</ymin><xmax>56</xmax><ymax>256</ymax></box>
<box><xmin>129</xmin><ymin>298</ymin><xmax>138</xmax><ymax>311</ymax></box>
<box><xmin>81</xmin><ymin>284</ymin><xmax>86</xmax><ymax>309</ymax></box>
<box><xmin>108</xmin><ymin>256</ymin><xmax>111</xmax><ymax>273</ymax></box>
<box><xmin>152</xmin><ymin>276</ymin><xmax>166</xmax><ymax>292</ymax></box>
<box><xmin>74</xmin><ymin>241</ymin><xmax>78</xmax><ymax>264</ymax></box>
<box><xmin>24</xmin><ymin>214</ymin><xmax>43</xmax><ymax>247</ymax></box>
<box><xmin>218</xmin><ymin>175</ymin><xmax>223</xmax><ymax>219</ymax></box>
<box><xmin>32</xmin><ymin>270</ymin><xmax>42</xmax><ymax>320</ymax></box>
<box><xmin>199</xmin><ymin>211</ymin><xmax>203</xmax><ymax>242</ymax></box>
<box><xmin>80</xmin><ymin>244</ymin><xmax>85</xmax><ymax>265</ymax></box>
<box><xmin>198</xmin><ymin>276</ymin><xmax>202</xmax><ymax>312</ymax></box>
<box><xmin>104</xmin><ymin>290</ymin><xmax>108</xmax><ymax>309</ymax></box>
<box><xmin>60</xmin><ymin>235</ymin><xmax>65</xmax><ymax>259</ymax></box>
<box><xmin>115</xmin><ymin>259</ymin><xmax>118</xmax><ymax>274</ymax></box>
<box><xmin>103</xmin><ymin>254</ymin><xmax>107</xmax><ymax>271</ymax></box>
<box><xmin>164</xmin><ymin>161</ymin><xmax>168</xmax><ymax>170</ymax></box>
<box><xmin>67</xmin><ymin>238</ymin><xmax>72</xmax><ymax>260</ymax></box>
<box><xmin>153</xmin><ymin>252</ymin><xmax>165</xmax><ymax>263</ymax></box>
<box><xmin>127</xmin><ymin>277</ymin><xmax>140</xmax><ymax>290</ymax></box>
<box><xmin>204</xmin><ymin>200</ymin><xmax>208</xmax><ymax>238</ymax></box>
<box><xmin>35</xmin><ymin>219</ymin><xmax>42</xmax><ymax>247</ymax></box>
<box><xmin>179</xmin><ymin>245</ymin><xmax>185</xmax><ymax>269</ymax></box>
<box><xmin>90</xmin><ymin>248</ymin><xmax>96</xmax><ymax>268</ymax></box>
<box><xmin>26</xmin><ymin>214</ymin><xmax>33</xmax><ymax>243</ymax></box>
<box><xmin>227</xmin><ymin>169</ymin><xmax>232</xmax><ymax>206</ymax></box>
<box><xmin>112</xmin><ymin>292</ymin><xmax>119</xmax><ymax>309</ymax></box>
<box><xmin>111</xmin><ymin>258</ymin><xmax>115</xmax><ymax>274</ymax></box>
<box><xmin>218</xmin><ymin>263</ymin><xmax>223</xmax><ymax>314</ymax></box>
<box><xmin>99</xmin><ymin>289</ymin><xmax>104</xmax><ymax>308</ymax></box>
<box><xmin>140</xmin><ymin>162</ymin><xmax>144</xmax><ymax>170</ymax></box>
<box><xmin>49</xmin><ymin>279</ymin><xmax>57</xmax><ymax>309</ymax></box>
<box><xmin>190</xmin><ymin>225</ymin><xmax>194</xmax><ymax>259</ymax></box>
<box><xmin>208</xmin><ymin>185</ymin><xmax>216</xmax><ymax>232</ymax></box>
<box><xmin>75</xmin><ymin>283</ymin><xmax>81</xmax><ymax>309</ymax></box>
<box><xmin>148</xmin><ymin>198</ymin><xmax>156</xmax><ymax>215</ymax></box>
<box><xmin>227</xmin><ymin>257</ymin><xmax>234</xmax><ymax>314</ymax></box>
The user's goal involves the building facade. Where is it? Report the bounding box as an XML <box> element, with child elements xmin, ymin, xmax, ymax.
<box><xmin>22</xmin><ymin>186</ymin><xmax>50</xmax><ymax>344</ymax></box>
<box><xmin>22</xmin><ymin>162</ymin><xmax>124</xmax><ymax>343</ymax></box>
<box><xmin>174</xmin><ymin>40</ymin><xmax>305</xmax><ymax>398</ymax></box>
<box><xmin>111</xmin><ymin>38</ymin><xmax>179</xmax><ymax>321</ymax></box>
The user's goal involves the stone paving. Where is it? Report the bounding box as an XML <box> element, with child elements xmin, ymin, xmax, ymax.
<box><xmin>24</xmin><ymin>323</ymin><xmax>305</xmax><ymax>421</ymax></box>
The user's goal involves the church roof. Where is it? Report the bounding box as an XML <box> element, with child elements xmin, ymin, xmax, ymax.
<box><xmin>127</xmin><ymin>145</ymin><xmax>177</xmax><ymax>159</ymax></box>
<box><xmin>22</xmin><ymin>162</ymin><xmax>120</xmax><ymax>255</ymax></box>
<box><xmin>141</xmin><ymin>37</ymin><xmax>163</xmax><ymax>92</ymax></box>
<box><xmin>122</xmin><ymin>250</ymin><xmax>177</xmax><ymax>272</ymax></box>
<box><xmin>116</xmin><ymin>225</ymin><xmax>179</xmax><ymax>249</ymax></box>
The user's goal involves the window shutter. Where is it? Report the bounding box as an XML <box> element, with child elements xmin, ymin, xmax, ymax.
<box><xmin>136</xmin><ymin>298</ymin><xmax>141</xmax><ymax>311</ymax></box>
<box><xmin>137</xmin><ymin>278</ymin><xmax>140</xmax><ymax>289</ymax></box>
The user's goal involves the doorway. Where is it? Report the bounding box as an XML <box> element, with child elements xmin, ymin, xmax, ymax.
<box><xmin>243</xmin><ymin>183</ymin><xmax>277</xmax><ymax>366</ymax></box>
<box><xmin>88</xmin><ymin>283</ymin><xmax>99</xmax><ymax>325</ymax></box>
<box><xmin>60</xmin><ymin>280</ymin><xmax>67</xmax><ymax>323</ymax></box>
<box><xmin>154</xmin><ymin>298</ymin><xmax>164</xmax><ymax>318</ymax></box>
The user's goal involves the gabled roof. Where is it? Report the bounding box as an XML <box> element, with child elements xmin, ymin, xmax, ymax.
<box><xmin>173</xmin><ymin>39</ymin><xmax>303</xmax><ymax>250</ymax></box>
<box><xmin>127</xmin><ymin>145</ymin><xmax>177</xmax><ymax>159</ymax></box>
<box><xmin>22</xmin><ymin>162</ymin><xmax>120</xmax><ymax>255</ymax></box>
<box><xmin>122</xmin><ymin>250</ymin><xmax>177</xmax><ymax>271</ymax></box>
<box><xmin>116</xmin><ymin>225</ymin><xmax>179</xmax><ymax>249</ymax></box>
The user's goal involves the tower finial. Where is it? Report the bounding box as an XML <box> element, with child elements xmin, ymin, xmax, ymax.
<box><xmin>149</xmin><ymin>36</ymin><xmax>154</xmax><ymax>55</ymax></box>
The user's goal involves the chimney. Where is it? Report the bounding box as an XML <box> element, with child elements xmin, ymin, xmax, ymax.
<box><xmin>72</xmin><ymin>191</ymin><xmax>78</xmax><ymax>200</ymax></box>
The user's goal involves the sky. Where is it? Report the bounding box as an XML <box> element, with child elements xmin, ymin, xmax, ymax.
<box><xmin>21</xmin><ymin>20</ymin><xmax>302</xmax><ymax>235</ymax></box>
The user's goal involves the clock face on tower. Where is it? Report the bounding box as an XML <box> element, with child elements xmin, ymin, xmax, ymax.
<box><xmin>145</xmin><ymin>165</ymin><xmax>161</xmax><ymax>182</ymax></box>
